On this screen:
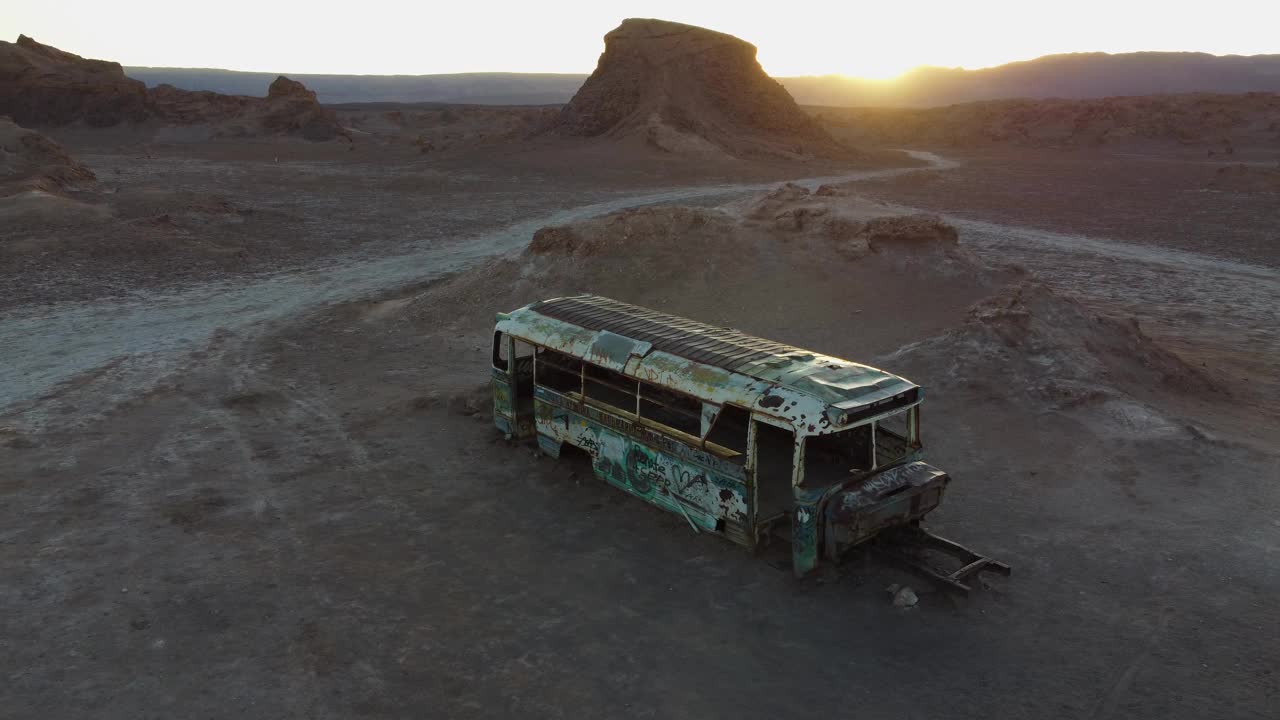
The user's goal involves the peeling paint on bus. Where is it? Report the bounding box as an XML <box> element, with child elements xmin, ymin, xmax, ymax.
<box><xmin>493</xmin><ymin>296</ymin><xmax>952</xmax><ymax>577</ymax></box>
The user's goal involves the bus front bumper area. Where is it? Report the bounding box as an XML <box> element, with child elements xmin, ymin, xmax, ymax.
<box><xmin>821</xmin><ymin>461</ymin><xmax>949</xmax><ymax>562</ymax></box>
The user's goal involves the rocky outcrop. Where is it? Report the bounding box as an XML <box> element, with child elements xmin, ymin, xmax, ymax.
<box><xmin>256</xmin><ymin>76</ymin><xmax>348</xmax><ymax>141</ymax></box>
<box><xmin>267</xmin><ymin>76</ymin><xmax>316</xmax><ymax>103</ymax></box>
<box><xmin>150</xmin><ymin>74</ymin><xmax>347</xmax><ymax>141</ymax></box>
<box><xmin>0</xmin><ymin>116</ymin><xmax>96</xmax><ymax>196</ymax></box>
<box><xmin>1</xmin><ymin>36</ymin><xmax>347</xmax><ymax>141</ymax></box>
<box><xmin>148</xmin><ymin>83</ymin><xmax>254</xmax><ymax>124</ymax></box>
<box><xmin>149</xmin><ymin>75</ymin><xmax>347</xmax><ymax>141</ymax></box>
<box><xmin>556</xmin><ymin>18</ymin><xmax>845</xmax><ymax>159</ymax></box>
<box><xmin>0</xmin><ymin>35</ymin><xmax>150</xmax><ymax>127</ymax></box>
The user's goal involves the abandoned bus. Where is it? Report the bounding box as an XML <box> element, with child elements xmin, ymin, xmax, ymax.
<box><xmin>491</xmin><ymin>295</ymin><xmax>948</xmax><ymax>577</ymax></box>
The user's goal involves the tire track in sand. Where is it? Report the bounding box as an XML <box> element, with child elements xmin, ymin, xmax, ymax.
<box><xmin>1</xmin><ymin>152</ymin><xmax>953</xmax><ymax>427</ymax></box>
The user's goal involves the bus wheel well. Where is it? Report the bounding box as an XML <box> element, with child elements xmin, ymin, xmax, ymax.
<box><xmin>556</xmin><ymin>441</ymin><xmax>595</xmax><ymax>472</ymax></box>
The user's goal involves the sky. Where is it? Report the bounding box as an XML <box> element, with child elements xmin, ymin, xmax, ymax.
<box><xmin>4</xmin><ymin>0</ymin><xmax>1277</xmax><ymax>79</ymax></box>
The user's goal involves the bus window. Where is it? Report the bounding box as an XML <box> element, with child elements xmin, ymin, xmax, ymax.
<box><xmin>584</xmin><ymin>363</ymin><xmax>638</xmax><ymax>414</ymax></box>
<box><xmin>878</xmin><ymin>409</ymin><xmax>909</xmax><ymax>441</ymax></box>
<box><xmin>512</xmin><ymin>340</ymin><xmax>535</xmax><ymax>381</ymax></box>
<box><xmin>536</xmin><ymin>347</ymin><xmax>583</xmax><ymax>393</ymax></box>
<box><xmin>705</xmin><ymin>405</ymin><xmax>750</xmax><ymax>456</ymax></box>
<box><xmin>804</xmin><ymin>425</ymin><xmax>873</xmax><ymax>487</ymax></box>
<box><xmin>638</xmin><ymin>381</ymin><xmax>701</xmax><ymax>437</ymax></box>
<box><xmin>874</xmin><ymin>407</ymin><xmax>917</xmax><ymax>467</ymax></box>
<box><xmin>492</xmin><ymin>331</ymin><xmax>508</xmax><ymax>371</ymax></box>
<box><xmin>755</xmin><ymin>421</ymin><xmax>795</xmax><ymax>519</ymax></box>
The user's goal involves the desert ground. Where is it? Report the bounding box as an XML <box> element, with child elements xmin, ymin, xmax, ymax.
<box><xmin>4</xmin><ymin>24</ymin><xmax>1280</xmax><ymax>720</ymax></box>
<box><xmin>4</xmin><ymin>122</ymin><xmax>1278</xmax><ymax>719</ymax></box>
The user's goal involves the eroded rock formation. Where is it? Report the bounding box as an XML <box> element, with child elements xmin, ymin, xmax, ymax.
<box><xmin>0</xmin><ymin>116</ymin><xmax>96</xmax><ymax>195</ymax></box>
<box><xmin>0</xmin><ymin>35</ymin><xmax>150</xmax><ymax>127</ymax></box>
<box><xmin>1</xmin><ymin>36</ymin><xmax>348</xmax><ymax>141</ymax></box>
<box><xmin>556</xmin><ymin>19</ymin><xmax>844</xmax><ymax>159</ymax></box>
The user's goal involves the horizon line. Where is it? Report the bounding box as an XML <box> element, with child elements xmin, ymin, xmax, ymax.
<box><xmin>108</xmin><ymin>48</ymin><xmax>1280</xmax><ymax>83</ymax></box>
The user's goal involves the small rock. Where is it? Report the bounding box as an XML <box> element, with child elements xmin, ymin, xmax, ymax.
<box><xmin>446</xmin><ymin>394</ymin><xmax>479</xmax><ymax>416</ymax></box>
<box><xmin>409</xmin><ymin>393</ymin><xmax>439</xmax><ymax>411</ymax></box>
<box><xmin>892</xmin><ymin>586</ymin><xmax>919</xmax><ymax>608</ymax></box>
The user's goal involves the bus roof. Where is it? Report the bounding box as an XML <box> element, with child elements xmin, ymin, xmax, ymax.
<box><xmin>496</xmin><ymin>295</ymin><xmax>920</xmax><ymax>433</ymax></box>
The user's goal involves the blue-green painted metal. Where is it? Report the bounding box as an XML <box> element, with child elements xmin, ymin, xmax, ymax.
<box><xmin>492</xmin><ymin>296</ymin><xmax>951</xmax><ymax>577</ymax></box>
<box><xmin>494</xmin><ymin>303</ymin><xmax>919</xmax><ymax>438</ymax></box>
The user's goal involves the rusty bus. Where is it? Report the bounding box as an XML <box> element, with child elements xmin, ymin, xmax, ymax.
<box><xmin>492</xmin><ymin>295</ymin><xmax>1002</xmax><ymax>584</ymax></box>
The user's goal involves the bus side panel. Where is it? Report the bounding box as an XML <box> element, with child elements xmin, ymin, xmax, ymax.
<box><xmin>492</xmin><ymin>366</ymin><xmax>515</xmax><ymax>437</ymax></box>
<box><xmin>534</xmin><ymin>390</ymin><xmax>751</xmax><ymax>546</ymax></box>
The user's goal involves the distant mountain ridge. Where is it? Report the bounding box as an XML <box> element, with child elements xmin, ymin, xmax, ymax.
<box><xmin>818</xmin><ymin>92</ymin><xmax>1280</xmax><ymax>149</ymax></box>
<box><xmin>788</xmin><ymin>52</ymin><xmax>1280</xmax><ymax>108</ymax></box>
<box><xmin>126</xmin><ymin>51</ymin><xmax>1280</xmax><ymax>108</ymax></box>
<box><xmin>124</xmin><ymin>67</ymin><xmax>587</xmax><ymax>106</ymax></box>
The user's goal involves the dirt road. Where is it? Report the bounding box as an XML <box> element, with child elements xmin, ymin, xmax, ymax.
<box><xmin>0</xmin><ymin>152</ymin><xmax>955</xmax><ymax>425</ymax></box>
<box><xmin>7</xmin><ymin>149</ymin><xmax>1277</xmax><ymax>438</ymax></box>
<box><xmin>948</xmin><ymin>215</ymin><xmax>1280</xmax><ymax>444</ymax></box>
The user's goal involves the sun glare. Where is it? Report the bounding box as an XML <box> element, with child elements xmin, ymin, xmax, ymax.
<box><xmin>838</xmin><ymin>64</ymin><xmax>912</xmax><ymax>82</ymax></box>
<box><xmin>749</xmin><ymin>32</ymin><xmax>931</xmax><ymax>82</ymax></box>
<box><xmin>2</xmin><ymin>1</ymin><xmax>1277</xmax><ymax>77</ymax></box>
